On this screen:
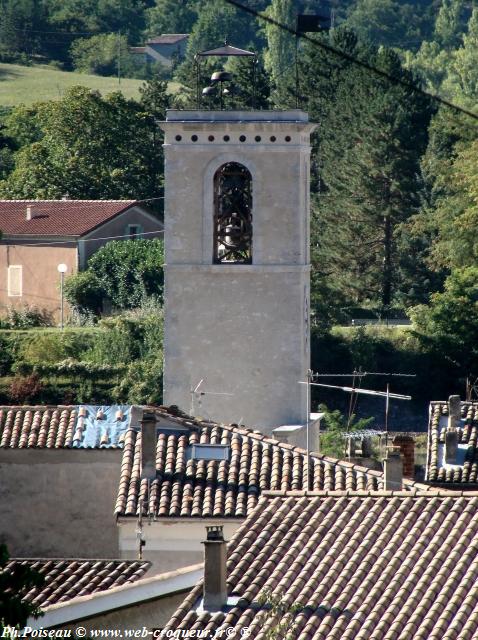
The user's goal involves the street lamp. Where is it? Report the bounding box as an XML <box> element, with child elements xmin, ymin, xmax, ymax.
<box><xmin>57</xmin><ymin>263</ymin><xmax>67</xmax><ymax>330</ymax></box>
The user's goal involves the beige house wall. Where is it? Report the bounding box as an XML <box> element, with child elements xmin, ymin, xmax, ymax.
<box><xmin>59</xmin><ymin>592</ymin><xmax>187</xmax><ymax>636</ymax></box>
<box><xmin>0</xmin><ymin>242</ymin><xmax>77</xmax><ymax>321</ymax></box>
<box><xmin>0</xmin><ymin>449</ymin><xmax>122</xmax><ymax>558</ymax></box>
<box><xmin>80</xmin><ymin>207</ymin><xmax>163</xmax><ymax>266</ymax></box>
<box><xmin>0</xmin><ymin>206</ymin><xmax>163</xmax><ymax>321</ymax></box>
<box><xmin>118</xmin><ymin>518</ymin><xmax>243</xmax><ymax>572</ymax></box>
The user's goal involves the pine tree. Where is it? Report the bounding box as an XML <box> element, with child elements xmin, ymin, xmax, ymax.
<box><xmin>264</xmin><ymin>0</ymin><xmax>295</xmax><ymax>103</ymax></box>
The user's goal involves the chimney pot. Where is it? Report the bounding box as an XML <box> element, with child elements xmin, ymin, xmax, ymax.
<box><xmin>140</xmin><ymin>410</ymin><xmax>157</xmax><ymax>480</ymax></box>
<box><xmin>383</xmin><ymin>448</ymin><xmax>403</xmax><ymax>490</ymax></box>
<box><xmin>448</xmin><ymin>395</ymin><xmax>461</xmax><ymax>430</ymax></box>
<box><xmin>203</xmin><ymin>525</ymin><xmax>227</xmax><ymax>611</ymax></box>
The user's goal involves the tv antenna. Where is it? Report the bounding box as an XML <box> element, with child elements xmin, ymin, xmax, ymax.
<box><xmin>301</xmin><ymin>369</ymin><xmax>414</xmax><ymax>447</ymax></box>
<box><xmin>466</xmin><ymin>376</ymin><xmax>478</xmax><ymax>401</ymax></box>
<box><xmin>190</xmin><ymin>379</ymin><xmax>234</xmax><ymax>417</ymax></box>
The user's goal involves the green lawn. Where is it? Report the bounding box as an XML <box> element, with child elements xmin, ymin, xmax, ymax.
<box><xmin>0</xmin><ymin>62</ymin><xmax>181</xmax><ymax>107</ymax></box>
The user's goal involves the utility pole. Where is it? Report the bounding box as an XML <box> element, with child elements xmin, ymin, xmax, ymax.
<box><xmin>382</xmin><ymin>177</ymin><xmax>392</xmax><ymax>314</ymax></box>
<box><xmin>117</xmin><ymin>31</ymin><xmax>121</xmax><ymax>86</ymax></box>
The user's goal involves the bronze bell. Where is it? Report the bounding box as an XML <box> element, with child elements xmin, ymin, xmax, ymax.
<box><xmin>211</xmin><ymin>71</ymin><xmax>232</xmax><ymax>84</ymax></box>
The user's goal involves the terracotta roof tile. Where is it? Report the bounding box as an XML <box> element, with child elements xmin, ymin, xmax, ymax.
<box><xmin>4</xmin><ymin>559</ymin><xmax>151</xmax><ymax>608</ymax></box>
<box><xmin>0</xmin><ymin>200</ymin><xmax>137</xmax><ymax>236</ymax></box>
<box><xmin>426</xmin><ymin>401</ymin><xmax>478</xmax><ymax>483</ymax></box>
<box><xmin>115</xmin><ymin>408</ymin><xmax>432</xmax><ymax>519</ymax></box>
<box><xmin>0</xmin><ymin>406</ymin><xmax>127</xmax><ymax>449</ymax></box>
<box><xmin>163</xmin><ymin>493</ymin><xmax>478</xmax><ymax>639</ymax></box>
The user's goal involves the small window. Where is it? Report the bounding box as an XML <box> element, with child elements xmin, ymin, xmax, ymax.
<box><xmin>188</xmin><ymin>444</ymin><xmax>230</xmax><ymax>461</ymax></box>
<box><xmin>8</xmin><ymin>265</ymin><xmax>22</xmax><ymax>297</ymax></box>
<box><xmin>127</xmin><ymin>224</ymin><xmax>142</xmax><ymax>240</ymax></box>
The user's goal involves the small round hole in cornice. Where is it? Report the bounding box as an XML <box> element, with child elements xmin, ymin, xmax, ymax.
<box><xmin>175</xmin><ymin>135</ymin><xmax>182</xmax><ymax>142</ymax></box>
<box><xmin>208</xmin><ymin>135</ymin><xmax>215</xmax><ymax>142</ymax></box>
<box><xmin>239</xmin><ymin>135</ymin><xmax>246</xmax><ymax>142</ymax></box>
<box><xmin>270</xmin><ymin>136</ymin><xmax>276</xmax><ymax>142</ymax></box>
<box><xmin>285</xmin><ymin>136</ymin><xmax>291</xmax><ymax>142</ymax></box>
<box><xmin>191</xmin><ymin>135</ymin><xmax>198</xmax><ymax>142</ymax></box>
<box><xmin>223</xmin><ymin>135</ymin><xmax>230</xmax><ymax>142</ymax></box>
<box><xmin>255</xmin><ymin>136</ymin><xmax>261</xmax><ymax>142</ymax></box>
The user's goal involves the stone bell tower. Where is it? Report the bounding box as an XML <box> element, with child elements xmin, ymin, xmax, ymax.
<box><xmin>161</xmin><ymin>110</ymin><xmax>316</xmax><ymax>431</ymax></box>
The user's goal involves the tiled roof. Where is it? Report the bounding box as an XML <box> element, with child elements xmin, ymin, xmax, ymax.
<box><xmin>426</xmin><ymin>401</ymin><xmax>478</xmax><ymax>483</ymax></box>
<box><xmin>147</xmin><ymin>34</ymin><xmax>188</xmax><ymax>45</ymax></box>
<box><xmin>115</xmin><ymin>408</ymin><xmax>430</xmax><ymax>518</ymax></box>
<box><xmin>4</xmin><ymin>559</ymin><xmax>151</xmax><ymax>608</ymax></box>
<box><xmin>165</xmin><ymin>492</ymin><xmax>478</xmax><ymax>639</ymax></box>
<box><xmin>0</xmin><ymin>200</ymin><xmax>137</xmax><ymax>236</ymax></box>
<box><xmin>0</xmin><ymin>405</ymin><xmax>130</xmax><ymax>448</ymax></box>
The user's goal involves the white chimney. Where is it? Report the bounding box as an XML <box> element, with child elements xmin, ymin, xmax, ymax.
<box><xmin>383</xmin><ymin>448</ymin><xmax>403</xmax><ymax>490</ymax></box>
<box><xmin>448</xmin><ymin>395</ymin><xmax>461</xmax><ymax>430</ymax></box>
<box><xmin>26</xmin><ymin>205</ymin><xmax>41</xmax><ymax>220</ymax></box>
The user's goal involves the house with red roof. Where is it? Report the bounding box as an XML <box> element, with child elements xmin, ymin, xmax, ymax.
<box><xmin>0</xmin><ymin>200</ymin><xmax>163</xmax><ymax>320</ymax></box>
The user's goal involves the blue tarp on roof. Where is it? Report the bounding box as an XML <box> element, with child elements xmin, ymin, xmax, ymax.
<box><xmin>72</xmin><ymin>405</ymin><xmax>131</xmax><ymax>448</ymax></box>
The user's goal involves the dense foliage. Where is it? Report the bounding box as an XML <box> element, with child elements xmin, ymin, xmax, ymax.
<box><xmin>64</xmin><ymin>238</ymin><xmax>164</xmax><ymax>314</ymax></box>
<box><xmin>0</xmin><ymin>544</ymin><xmax>44</xmax><ymax>635</ymax></box>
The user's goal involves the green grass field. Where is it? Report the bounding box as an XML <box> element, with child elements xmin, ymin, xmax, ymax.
<box><xmin>0</xmin><ymin>62</ymin><xmax>180</xmax><ymax>107</ymax></box>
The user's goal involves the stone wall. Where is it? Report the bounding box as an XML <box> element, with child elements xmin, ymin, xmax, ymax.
<box><xmin>0</xmin><ymin>449</ymin><xmax>122</xmax><ymax>557</ymax></box>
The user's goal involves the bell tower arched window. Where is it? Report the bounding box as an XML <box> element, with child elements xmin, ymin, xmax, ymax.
<box><xmin>213</xmin><ymin>162</ymin><xmax>252</xmax><ymax>264</ymax></box>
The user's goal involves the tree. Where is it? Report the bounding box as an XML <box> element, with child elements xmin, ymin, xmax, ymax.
<box><xmin>70</xmin><ymin>33</ymin><xmax>129</xmax><ymax>76</ymax></box>
<box><xmin>301</xmin><ymin>29</ymin><xmax>433</xmax><ymax>316</ymax></box>
<box><xmin>0</xmin><ymin>0</ymin><xmax>45</xmax><ymax>60</ymax></box>
<box><xmin>264</xmin><ymin>0</ymin><xmax>295</xmax><ymax>102</ymax></box>
<box><xmin>0</xmin><ymin>85</ymin><xmax>168</xmax><ymax>199</ymax></box>
<box><xmin>345</xmin><ymin>0</ymin><xmax>433</xmax><ymax>50</ymax></box>
<box><xmin>409</xmin><ymin>266</ymin><xmax>478</xmax><ymax>374</ymax></box>
<box><xmin>0</xmin><ymin>544</ymin><xmax>44</xmax><ymax>636</ymax></box>
<box><xmin>433</xmin><ymin>0</ymin><xmax>467</xmax><ymax>49</ymax></box>
<box><xmin>145</xmin><ymin>0</ymin><xmax>197</xmax><ymax>38</ymax></box>
<box><xmin>65</xmin><ymin>239</ymin><xmax>164</xmax><ymax>314</ymax></box>
<box><xmin>445</xmin><ymin>8</ymin><xmax>478</xmax><ymax>102</ymax></box>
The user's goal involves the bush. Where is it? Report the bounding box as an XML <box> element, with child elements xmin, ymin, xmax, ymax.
<box><xmin>3</xmin><ymin>306</ymin><xmax>51</xmax><ymax>329</ymax></box>
<box><xmin>64</xmin><ymin>271</ymin><xmax>103</xmax><ymax>316</ymax></box>
<box><xmin>17</xmin><ymin>332</ymin><xmax>90</xmax><ymax>365</ymax></box>
<box><xmin>65</xmin><ymin>239</ymin><xmax>164</xmax><ymax>316</ymax></box>
<box><xmin>8</xmin><ymin>373</ymin><xmax>44</xmax><ymax>403</ymax></box>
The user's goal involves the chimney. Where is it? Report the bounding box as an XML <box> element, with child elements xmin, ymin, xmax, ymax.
<box><xmin>140</xmin><ymin>410</ymin><xmax>157</xmax><ymax>479</ymax></box>
<box><xmin>445</xmin><ymin>430</ymin><xmax>458</xmax><ymax>464</ymax></box>
<box><xmin>448</xmin><ymin>395</ymin><xmax>461</xmax><ymax>430</ymax></box>
<box><xmin>392</xmin><ymin>435</ymin><xmax>415</xmax><ymax>479</ymax></box>
<box><xmin>26</xmin><ymin>204</ymin><xmax>42</xmax><ymax>220</ymax></box>
<box><xmin>203</xmin><ymin>525</ymin><xmax>227</xmax><ymax>611</ymax></box>
<box><xmin>383</xmin><ymin>448</ymin><xmax>403</xmax><ymax>490</ymax></box>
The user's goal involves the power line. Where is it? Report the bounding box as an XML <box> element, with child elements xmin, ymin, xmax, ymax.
<box><xmin>2</xmin><ymin>229</ymin><xmax>163</xmax><ymax>248</ymax></box>
<box><xmin>223</xmin><ymin>0</ymin><xmax>478</xmax><ymax>122</ymax></box>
